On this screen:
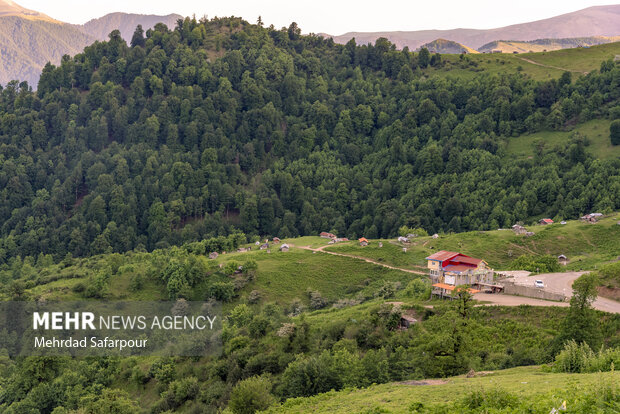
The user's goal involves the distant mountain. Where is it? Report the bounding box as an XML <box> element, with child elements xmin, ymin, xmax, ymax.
<box><xmin>478</xmin><ymin>36</ymin><xmax>620</xmax><ymax>54</ymax></box>
<box><xmin>80</xmin><ymin>12</ymin><xmax>182</xmax><ymax>42</ymax></box>
<box><xmin>417</xmin><ymin>39</ymin><xmax>479</xmax><ymax>54</ymax></box>
<box><xmin>0</xmin><ymin>0</ymin><xmax>183</xmax><ymax>87</ymax></box>
<box><xmin>0</xmin><ymin>10</ymin><xmax>94</xmax><ymax>86</ymax></box>
<box><xmin>326</xmin><ymin>5</ymin><xmax>620</xmax><ymax>50</ymax></box>
<box><xmin>0</xmin><ymin>0</ymin><xmax>57</xmax><ymax>22</ymax></box>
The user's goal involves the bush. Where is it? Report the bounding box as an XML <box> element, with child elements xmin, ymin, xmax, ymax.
<box><xmin>509</xmin><ymin>254</ymin><xmax>560</xmax><ymax>273</ymax></box>
<box><xmin>206</xmin><ymin>281</ymin><xmax>235</xmax><ymax>302</ymax></box>
<box><xmin>553</xmin><ymin>340</ymin><xmax>620</xmax><ymax>373</ymax></box>
<box><xmin>458</xmin><ymin>388</ymin><xmax>520</xmax><ymax>411</ymax></box>
<box><xmin>405</xmin><ymin>279</ymin><xmax>431</xmax><ymax>299</ymax></box>
<box><xmin>228</xmin><ymin>376</ymin><xmax>275</xmax><ymax>414</ymax></box>
<box><xmin>307</xmin><ymin>289</ymin><xmax>328</xmax><ymax>310</ymax></box>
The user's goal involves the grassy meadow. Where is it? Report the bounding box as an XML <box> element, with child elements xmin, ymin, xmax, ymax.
<box><xmin>428</xmin><ymin>41</ymin><xmax>620</xmax><ymax>81</ymax></box>
<box><xmin>504</xmin><ymin>118</ymin><xmax>620</xmax><ymax>160</ymax></box>
<box><xmin>265</xmin><ymin>365</ymin><xmax>620</xmax><ymax>413</ymax></box>
<box><xmin>323</xmin><ymin>214</ymin><xmax>620</xmax><ymax>271</ymax></box>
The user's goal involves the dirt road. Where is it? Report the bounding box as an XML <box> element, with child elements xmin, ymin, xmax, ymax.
<box><xmin>296</xmin><ymin>244</ymin><xmax>427</xmax><ymax>275</ymax></box>
<box><xmin>518</xmin><ymin>57</ymin><xmax>588</xmax><ymax>74</ymax></box>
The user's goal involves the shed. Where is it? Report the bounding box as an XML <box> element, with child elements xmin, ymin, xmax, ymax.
<box><xmin>273</xmin><ymin>237</ymin><xmax>281</xmax><ymax>244</ymax></box>
<box><xmin>558</xmin><ymin>254</ymin><xmax>569</xmax><ymax>265</ymax></box>
<box><xmin>399</xmin><ymin>315</ymin><xmax>418</xmax><ymax>329</ymax></box>
<box><xmin>359</xmin><ymin>237</ymin><xmax>369</xmax><ymax>246</ymax></box>
<box><xmin>539</xmin><ymin>218</ymin><xmax>554</xmax><ymax>225</ymax></box>
<box><xmin>209</xmin><ymin>252</ymin><xmax>219</xmax><ymax>260</ymax></box>
<box><xmin>280</xmin><ymin>244</ymin><xmax>290</xmax><ymax>252</ymax></box>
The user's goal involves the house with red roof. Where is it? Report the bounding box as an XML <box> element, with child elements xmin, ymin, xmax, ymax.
<box><xmin>426</xmin><ymin>250</ymin><xmax>495</xmax><ymax>298</ymax></box>
<box><xmin>539</xmin><ymin>218</ymin><xmax>554</xmax><ymax>225</ymax></box>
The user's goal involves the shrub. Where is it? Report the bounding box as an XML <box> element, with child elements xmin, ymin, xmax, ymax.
<box><xmin>509</xmin><ymin>254</ymin><xmax>561</xmax><ymax>273</ymax></box>
<box><xmin>228</xmin><ymin>376</ymin><xmax>275</xmax><ymax>414</ymax></box>
<box><xmin>206</xmin><ymin>281</ymin><xmax>235</xmax><ymax>302</ymax></box>
<box><xmin>553</xmin><ymin>340</ymin><xmax>620</xmax><ymax>373</ymax></box>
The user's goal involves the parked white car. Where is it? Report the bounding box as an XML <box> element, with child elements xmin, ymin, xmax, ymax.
<box><xmin>534</xmin><ymin>280</ymin><xmax>544</xmax><ymax>288</ymax></box>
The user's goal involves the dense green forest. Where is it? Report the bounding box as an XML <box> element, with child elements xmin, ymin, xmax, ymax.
<box><xmin>0</xmin><ymin>16</ymin><xmax>619</xmax><ymax>264</ymax></box>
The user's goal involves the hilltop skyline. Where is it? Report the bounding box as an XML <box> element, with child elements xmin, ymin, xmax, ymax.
<box><xmin>14</xmin><ymin>0</ymin><xmax>620</xmax><ymax>35</ymax></box>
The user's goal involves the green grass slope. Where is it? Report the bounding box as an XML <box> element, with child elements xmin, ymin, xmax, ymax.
<box><xmin>265</xmin><ymin>366</ymin><xmax>620</xmax><ymax>413</ymax></box>
<box><xmin>12</xmin><ymin>243</ymin><xmax>416</xmax><ymax>308</ymax></box>
<box><xmin>505</xmin><ymin>119</ymin><xmax>620</xmax><ymax>160</ymax></box>
<box><xmin>429</xmin><ymin>41</ymin><xmax>620</xmax><ymax>81</ymax></box>
<box><xmin>323</xmin><ymin>214</ymin><xmax>620</xmax><ymax>271</ymax></box>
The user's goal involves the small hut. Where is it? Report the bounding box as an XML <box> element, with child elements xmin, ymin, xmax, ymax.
<box><xmin>280</xmin><ymin>244</ymin><xmax>290</xmax><ymax>252</ymax></box>
<box><xmin>209</xmin><ymin>252</ymin><xmax>219</xmax><ymax>259</ymax></box>
<box><xmin>558</xmin><ymin>254</ymin><xmax>569</xmax><ymax>266</ymax></box>
<box><xmin>399</xmin><ymin>315</ymin><xmax>418</xmax><ymax>329</ymax></box>
<box><xmin>359</xmin><ymin>237</ymin><xmax>369</xmax><ymax>246</ymax></box>
<box><xmin>273</xmin><ymin>237</ymin><xmax>281</xmax><ymax>244</ymax></box>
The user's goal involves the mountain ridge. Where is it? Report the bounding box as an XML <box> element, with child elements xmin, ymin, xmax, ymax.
<box><xmin>0</xmin><ymin>1</ymin><xmax>183</xmax><ymax>87</ymax></box>
<box><xmin>325</xmin><ymin>5</ymin><xmax>620</xmax><ymax>50</ymax></box>
<box><xmin>80</xmin><ymin>12</ymin><xmax>183</xmax><ymax>41</ymax></box>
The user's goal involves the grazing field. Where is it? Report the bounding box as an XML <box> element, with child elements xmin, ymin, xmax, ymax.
<box><xmin>214</xmin><ymin>248</ymin><xmax>415</xmax><ymax>305</ymax></box>
<box><xmin>323</xmin><ymin>214</ymin><xmax>620</xmax><ymax>271</ymax></box>
<box><xmin>522</xmin><ymin>42</ymin><xmax>620</xmax><ymax>74</ymax></box>
<box><xmin>430</xmin><ymin>41</ymin><xmax>620</xmax><ymax>81</ymax></box>
<box><xmin>504</xmin><ymin>119</ymin><xmax>620</xmax><ymax>160</ymax></box>
<box><xmin>265</xmin><ymin>365</ymin><xmax>620</xmax><ymax>413</ymax></box>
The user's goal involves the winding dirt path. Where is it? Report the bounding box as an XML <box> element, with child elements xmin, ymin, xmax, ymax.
<box><xmin>518</xmin><ymin>57</ymin><xmax>588</xmax><ymax>75</ymax></box>
<box><xmin>296</xmin><ymin>244</ymin><xmax>427</xmax><ymax>275</ymax></box>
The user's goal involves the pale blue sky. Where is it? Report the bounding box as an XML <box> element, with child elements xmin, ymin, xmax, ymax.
<box><xmin>17</xmin><ymin>0</ymin><xmax>619</xmax><ymax>34</ymax></box>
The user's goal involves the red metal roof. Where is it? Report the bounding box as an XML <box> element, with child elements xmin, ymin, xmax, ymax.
<box><xmin>452</xmin><ymin>255</ymin><xmax>482</xmax><ymax>265</ymax></box>
<box><xmin>426</xmin><ymin>251</ymin><xmax>459</xmax><ymax>261</ymax></box>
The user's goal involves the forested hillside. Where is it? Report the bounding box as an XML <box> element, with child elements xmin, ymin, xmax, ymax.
<box><xmin>0</xmin><ymin>16</ymin><xmax>619</xmax><ymax>263</ymax></box>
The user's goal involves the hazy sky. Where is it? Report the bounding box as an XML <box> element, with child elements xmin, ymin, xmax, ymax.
<box><xmin>18</xmin><ymin>0</ymin><xmax>618</xmax><ymax>34</ymax></box>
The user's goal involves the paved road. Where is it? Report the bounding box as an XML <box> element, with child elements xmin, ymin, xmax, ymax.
<box><xmin>479</xmin><ymin>271</ymin><xmax>620</xmax><ymax>314</ymax></box>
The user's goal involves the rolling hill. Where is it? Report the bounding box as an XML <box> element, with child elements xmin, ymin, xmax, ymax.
<box><xmin>326</xmin><ymin>5</ymin><xmax>620</xmax><ymax>50</ymax></box>
<box><xmin>417</xmin><ymin>38</ymin><xmax>479</xmax><ymax>54</ymax></box>
<box><xmin>478</xmin><ymin>36</ymin><xmax>620</xmax><ymax>53</ymax></box>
